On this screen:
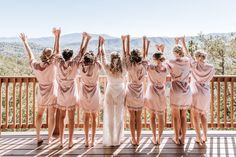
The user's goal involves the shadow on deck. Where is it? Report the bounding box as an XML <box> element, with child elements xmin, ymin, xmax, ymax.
<box><xmin>0</xmin><ymin>131</ymin><xmax>236</xmax><ymax>157</ymax></box>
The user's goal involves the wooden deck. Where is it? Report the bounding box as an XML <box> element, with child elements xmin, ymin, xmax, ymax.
<box><xmin>0</xmin><ymin>131</ymin><xmax>236</xmax><ymax>157</ymax></box>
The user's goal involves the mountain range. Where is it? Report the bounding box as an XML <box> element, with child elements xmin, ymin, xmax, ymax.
<box><xmin>0</xmin><ymin>32</ymin><xmax>235</xmax><ymax>59</ymax></box>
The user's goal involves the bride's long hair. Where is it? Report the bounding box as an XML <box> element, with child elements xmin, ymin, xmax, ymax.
<box><xmin>109</xmin><ymin>51</ymin><xmax>123</xmax><ymax>74</ymax></box>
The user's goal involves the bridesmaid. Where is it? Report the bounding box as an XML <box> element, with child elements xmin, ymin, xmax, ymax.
<box><xmin>166</xmin><ymin>37</ymin><xmax>192</xmax><ymax>145</ymax></box>
<box><xmin>55</xmin><ymin>30</ymin><xmax>91</xmax><ymax>148</ymax></box>
<box><xmin>144</xmin><ymin>37</ymin><xmax>168</xmax><ymax>145</ymax></box>
<box><xmin>122</xmin><ymin>35</ymin><xmax>146</xmax><ymax>146</ymax></box>
<box><xmin>180</xmin><ymin>37</ymin><xmax>215</xmax><ymax>144</ymax></box>
<box><xmin>99</xmin><ymin>36</ymin><xmax>126</xmax><ymax>146</ymax></box>
<box><xmin>78</xmin><ymin>35</ymin><xmax>101</xmax><ymax>147</ymax></box>
<box><xmin>19</xmin><ymin>28</ymin><xmax>58</xmax><ymax>145</ymax></box>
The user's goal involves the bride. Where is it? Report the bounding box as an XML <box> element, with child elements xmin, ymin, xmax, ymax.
<box><xmin>98</xmin><ymin>36</ymin><xmax>127</xmax><ymax>146</ymax></box>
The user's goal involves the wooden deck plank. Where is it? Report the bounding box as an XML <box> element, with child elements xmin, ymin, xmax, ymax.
<box><xmin>1</xmin><ymin>148</ymin><xmax>236</xmax><ymax>156</ymax></box>
<box><xmin>0</xmin><ymin>131</ymin><xmax>236</xmax><ymax>156</ymax></box>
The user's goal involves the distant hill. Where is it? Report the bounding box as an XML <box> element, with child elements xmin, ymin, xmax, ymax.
<box><xmin>0</xmin><ymin>33</ymin><xmax>117</xmax><ymax>47</ymax></box>
<box><xmin>0</xmin><ymin>32</ymin><xmax>235</xmax><ymax>58</ymax></box>
<box><xmin>0</xmin><ymin>31</ymin><xmax>235</xmax><ymax>75</ymax></box>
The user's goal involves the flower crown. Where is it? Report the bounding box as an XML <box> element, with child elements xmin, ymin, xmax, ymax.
<box><xmin>194</xmin><ymin>50</ymin><xmax>207</xmax><ymax>58</ymax></box>
<box><xmin>173</xmin><ymin>44</ymin><xmax>183</xmax><ymax>53</ymax></box>
<box><xmin>40</xmin><ymin>48</ymin><xmax>53</xmax><ymax>63</ymax></box>
<box><xmin>84</xmin><ymin>51</ymin><xmax>95</xmax><ymax>60</ymax></box>
<box><xmin>111</xmin><ymin>51</ymin><xmax>120</xmax><ymax>59</ymax></box>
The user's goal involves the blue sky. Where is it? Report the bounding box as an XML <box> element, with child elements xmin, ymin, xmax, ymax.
<box><xmin>0</xmin><ymin>0</ymin><xmax>236</xmax><ymax>37</ymax></box>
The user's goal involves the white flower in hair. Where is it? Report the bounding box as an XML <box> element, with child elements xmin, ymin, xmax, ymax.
<box><xmin>194</xmin><ymin>49</ymin><xmax>207</xmax><ymax>58</ymax></box>
<box><xmin>173</xmin><ymin>44</ymin><xmax>183</xmax><ymax>53</ymax></box>
<box><xmin>84</xmin><ymin>51</ymin><xmax>95</xmax><ymax>60</ymax></box>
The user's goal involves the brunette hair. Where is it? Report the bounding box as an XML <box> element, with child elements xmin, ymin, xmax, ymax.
<box><xmin>62</xmin><ymin>48</ymin><xmax>73</xmax><ymax>61</ymax></box>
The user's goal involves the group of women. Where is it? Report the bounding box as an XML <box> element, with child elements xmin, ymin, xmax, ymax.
<box><xmin>19</xmin><ymin>27</ymin><xmax>215</xmax><ymax>149</ymax></box>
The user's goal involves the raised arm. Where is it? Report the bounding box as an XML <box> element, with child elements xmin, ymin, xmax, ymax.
<box><xmin>155</xmin><ymin>44</ymin><xmax>165</xmax><ymax>53</ymax></box>
<box><xmin>155</xmin><ymin>44</ymin><xmax>161</xmax><ymax>51</ymax></box>
<box><xmin>52</xmin><ymin>27</ymin><xmax>61</xmax><ymax>55</ymax></box>
<box><xmin>143</xmin><ymin>36</ymin><xmax>150</xmax><ymax>59</ymax></box>
<box><xmin>77</xmin><ymin>33</ymin><xmax>86</xmax><ymax>57</ymax></box>
<box><xmin>175</xmin><ymin>37</ymin><xmax>179</xmax><ymax>45</ymax></box>
<box><xmin>79</xmin><ymin>32</ymin><xmax>91</xmax><ymax>57</ymax></box>
<box><xmin>96</xmin><ymin>35</ymin><xmax>103</xmax><ymax>59</ymax></box>
<box><xmin>76</xmin><ymin>32</ymin><xmax>91</xmax><ymax>61</ymax></box>
<box><xmin>121</xmin><ymin>35</ymin><xmax>127</xmax><ymax>57</ymax></box>
<box><xmin>143</xmin><ymin>36</ymin><xmax>146</xmax><ymax>58</ymax></box>
<box><xmin>127</xmin><ymin>35</ymin><xmax>131</xmax><ymax>56</ymax></box>
<box><xmin>19</xmin><ymin>33</ymin><xmax>34</xmax><ymax>60</ymax></box>
<box><xmin>99</xmin><ymin>36</ymin><xmax>105</xmax><ymax>57</ymax></box>
<box><xmin>160</xmin><ymin>44</ymin><xmax>165</xmax><ymax>53</ymax></box>
<box><xmin>145</xmin><ymin>37</ymin><xmax>150</xmax><ymax>58</ymax></box>
<box><xmin>121</xmin><ymin>35</ymin><xmax>131</xmax><ymax>69</ymax></box>
<box><xmin>180</xmin><ymin>36</ymin><xmax>189</xmax><ymax>55</ymax></box>
<box><xmin>99</xmin><ymin>36</ymin><xmax>108</xmax><ymax>66</ymax></box>
<box><xmin>52</xmin><ymin>28</ymin><xmax>57</xmax><ymax>54</ymax></box>
<box><xmin>97</xmin><ymin>36</ymin><xmax>102</xmax><ymax>58</ymax></box>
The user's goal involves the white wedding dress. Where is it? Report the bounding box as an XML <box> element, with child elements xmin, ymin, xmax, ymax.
<box><xmin>102</xmin><ymin>56</ymin><xmax>126</xmax><ymax>146</ymax></box>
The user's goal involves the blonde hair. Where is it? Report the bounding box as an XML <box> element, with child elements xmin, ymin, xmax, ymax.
<box><xmin>173</xmin><ymin>44</ymin><xmax>184</xmax><ymax>57</ymax></box>
<box><xmin>194</xmin><ymin>49</ymin><xmax>207</xmax><ymax>60</ymax></box>
<box><xmin>110</xmin><ymin>51</ymin><xmax>123</xmax><ymax>74</ymax></box>
<box><xmin>40</xmin><ymin>48</ymin><xmax>53</xmax><ymax>63</ymax></box>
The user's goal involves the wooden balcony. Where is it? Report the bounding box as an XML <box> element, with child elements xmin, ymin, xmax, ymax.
<box><xmin>0</xmin><ymin>131</ymin><xmax>236</xmax><ymax>156</ymax></box>
<box><xmin>0</xmin><ymin>75</ymin><xmax>236</xmax><ymax>156</ymax></box>
<box><xmin>0</xmin><ymin>75</ymin><xmax>235</xmax><ymax>129</ymax></box>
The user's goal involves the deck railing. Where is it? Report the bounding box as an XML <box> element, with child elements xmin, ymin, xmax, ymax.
<box><xmin>0</xmin><ymin>75</ymin><xmax>235</xmax><ymax>131</ymax></box>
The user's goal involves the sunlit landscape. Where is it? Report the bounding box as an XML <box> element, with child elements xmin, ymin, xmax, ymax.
<box><xmin>0</xmin><ymin>0</ymin><xmax>236</xmax><ymax>156</ymax></box>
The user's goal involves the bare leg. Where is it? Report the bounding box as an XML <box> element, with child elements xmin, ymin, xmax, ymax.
<box><xmin>172</xmin><ymin>107</ymin><xmax>180</xmax><ymax>145</ymax></box>
<box><xmin>68</xmin><ymin>109</ymin><xmax>75</xmax><ymax>148</ymax></box>
<box><xmin>128</xmin><ymin>110</ymin><xmax>137</xmax><ymax>145</ymax></box>
<box><xmin>84</xmin><ymin>112</ymin><xmax>90</xmax><ymax>147</ymax></box>
<box><xmin>59</xmin><ymin>109</ymin><xmax>66</xmax><ymax>147</ymax></box>
<box><xmin>48</xmin><ymin>107</ymin><xmax>57</xmax><ymax>144</ymax></box>
<box><xmin>36</xmin><ymin>107</ymin><xmax>45</xmax><ymax>144</ymax></box>
<box><xmin>136</xmin><ymin>110</ymin><xmax>142</xmax><ymax>145</ymax></box>
<box><xmin>180</xmin><ymin>109</ymin><xmax>187</xmax><ymax>144</ymax></box>
<box><xmin>157</xmin><ymin>113</ymin><xmax>165</xmax><ymax>145</ymax></box>
<box><xmin>150</xmin><ymin>111</ymin><xmax>157</xmax><ymax>145</ymax></box>
<box><xmin>200</xmin><ymin>113</ymin><xmax>208</xmax><ymax>142</ymax></box>
<box><xmin>192</xmin><ymin>110</ymin><xmax>202</xmax><ymax>144</ymax></box>
<box><xmin>91</xmin><ymin>112</ymin><xmax>97</xmax><ymax>147</ymax></box>
<box><xmin>53</xmin><ymin>109</ymin><xmax>60</xmax><ymax>137</ymax></box>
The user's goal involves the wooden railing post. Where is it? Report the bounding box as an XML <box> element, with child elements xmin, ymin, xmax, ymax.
<box><xmin>19</xmin><ymin>78</ymin><xmax>23</xmax><ymax>128</ymax></box>
<box><xmin>231</xmin><ymin>78</ymin><xmax>235</xmax><ymax>128</ymax></box>
<box><xmin>0</xmin><ymin>75</ymin><xmax>235</xmax><ymax>130</ymax></box>
<box><xmin>25</xmin><ymin>78</ymin><xmax>29</xmax><ymax>128</ymax></box>
<box><xmin>76</xmin><ymin>77</ymin><xmax>80</xmax><ymax>128</ymax></box>
<box><xmin>0</xmin><ymin>78</ymin><xmax>2</xmax><ymax>134</ymax></box>
<box><xmin>12</xmin><ymin>78</ymin><xmax>16</xmax><ymax>128</ymax></box>
<box><xmin>223</xmin><ymin>78</ymin><xmax>228</xmax><ymax>128</ymax></box>
<box><xmin>165</xmin><ymin>109</ymin><xmax>167</xmax><ymax>127</ymax></box>
<box><xmin>217</xmin><ymin>78</ymin><xmax>221</xmax><ymax>128</ymax></box>
<box><xmin>32</xmin><ymin>78</ymin><xmax>36</xmax><ymax>127</ymax></box>
<box><xmin>210</xmin><ymin>80</ymin><xmax>214</xmax><ymax>128</ymax></box>
<box><xmin>5</xmin><ymin>78</ymin><xmax>9</xmax><ymax>129</ymax></box>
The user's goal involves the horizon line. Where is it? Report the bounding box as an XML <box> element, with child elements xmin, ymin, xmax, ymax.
<box><xmin>0</xmin><ymin>31</ymin><xmax>235</xmax><ymax>39</ymax></box>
